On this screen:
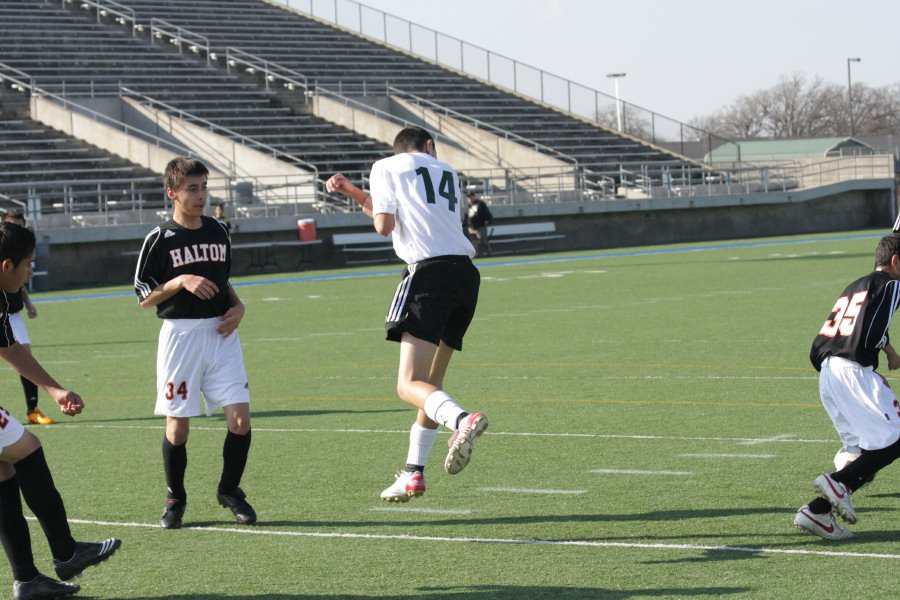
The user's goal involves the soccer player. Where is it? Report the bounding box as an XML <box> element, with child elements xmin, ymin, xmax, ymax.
<box><xmin>796</xmin><ymin>233</ymin><xmax>900</xmax><ymax>540</ymax></box>
<box><xmin>463</xmin><ymin>191</ymin><xmax>493</xmax><ymax>256</ymax></box>
<box><xmin>326</xmin><ymin>126</ymin><xmax>489</xmax><ymax>503</ymax></box>
<box><xmin>1</xmin><ymin>211</ymin><xmax>52</xmax><ymax>426</ymax></box>
<box><xmin>134</xmin><ymin>157</ymin><xmax>255</xmax><ymax>529</ymax></box>
<box><xmin>0</xmin><ymin>221</ymin><xmax>120</xmax><ymax>600</ymax></box>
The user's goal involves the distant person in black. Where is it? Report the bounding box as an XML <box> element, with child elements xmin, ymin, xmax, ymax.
<box><xmin>1</xmin><ymin>210</ymin><xmax>52</xmax><ymax>426</ymax></box>
<box><xmin>463</xmin><ymin>191</ymin><xmax>492</xmax><ymax>256</ymax></box>
<box><xmin>134</xmin><ymin>157</ymin><xmax>255</xmax><ymax>530</ymax></box>
<box><xmin>795</xmin><ymin>233</ymin><xmax>900</xmax><ymax>540</ymax></box>
<box><xmin>213</xmin><ymin>202</ymin><xmax>231</xmax><ymax>233</ymax></box>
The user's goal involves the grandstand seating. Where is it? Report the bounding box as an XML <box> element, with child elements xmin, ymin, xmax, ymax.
<box><xmin>110</xmin><ymin>0</ymin><xmax>697</xmax><ymax>183</ymax></box>
<box><xmin>0</xmin><ymin>107</ymin><xmax>163</xmax><ymax>218</ymax></box>
<box><xmin>0</xmin><ymin>0</ymin><xmax>391</xmax><ymax>196</ymax></box>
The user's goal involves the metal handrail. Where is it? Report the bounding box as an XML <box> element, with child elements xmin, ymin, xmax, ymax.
<box><xmin>225</xmin><ymin>47</ymin><xmax>308</xmax><ymax>97</ymax></box>
<box><xmin>150</xmin><ymin>18</ymin><xmax>212</xmax><ymax>66</ymax></box>
<box><xmin>62</xmin><ymin>0</ymin><xmax>138</xmax><ymax>36</ymax></box>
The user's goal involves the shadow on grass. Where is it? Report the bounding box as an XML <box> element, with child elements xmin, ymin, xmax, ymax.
<box><xmin>97</xmin><ymin>584</ymin><xmax>751</xmax><ymax>599</ymax></box>
<box><xmin>72</xmin><ymin>407</ymin><xmax>406</xmax><ymax>425</ymax></box>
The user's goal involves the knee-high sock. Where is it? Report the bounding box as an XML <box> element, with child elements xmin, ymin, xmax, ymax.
<box><xmin>0</xmin><ymin>477</ymin><xmax>38</xmax><ymax>582</ymax></box>
<box><xmin>20</xmin><ymin>376</ymin><xmax>38</xmax><ymax>412</ymax></box>
<box><xmin>219</xmin><ymin>429</ymin><xmax>251</xmax><ymax>494</ymax></box>
<box><xmin>14</xmin><ymin>448</ymin><xmax>76</xmax><ymax>561</ymax></box>
<box><xmin>162</xmin><ymin>437</ymin><xmax>188</xmax><ymax>501</ymax></box>
<box><xmin>405</xmin><ymin>422</ymin><xmax>438</xmax><ymax>470</ymax></box>
<box><xmin>834</xmin><ymin>437</ymin><xmax>900</xmax><ymax>492</ymax></box>
<box><xmin>423</xmin><ymin>391</ymin><xmax>465</xmax><ymax>431</ymax></box>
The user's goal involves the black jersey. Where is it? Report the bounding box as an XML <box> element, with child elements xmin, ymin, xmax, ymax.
<box><xmin>0</xmin><ymin>292</ymin><xmax>17</xmax><ymax>347</ymax></box>
<box><xmin>5</xmin><ymin>289</ymin><xmax>24</xmax><ymax>315</ymax></box>
<box><xmin>134</xmin><ymin>216</ymin><xmax>232</xmax><ymax>319</ymax></box>
<box><xmin>810</xmin><ymin>270</ymin><xmax>900</xmax><ymax>371</ymax></box>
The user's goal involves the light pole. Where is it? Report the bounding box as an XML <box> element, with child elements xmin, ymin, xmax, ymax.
<box><xmin>606</xmin><ymin>72</ymin><xmax>626</xmax><ymax>132</ymax></box>
<box><xmin>847</xmin><ymin>57</ymin><xmax>861</xmax><ymax>137</ymax></box>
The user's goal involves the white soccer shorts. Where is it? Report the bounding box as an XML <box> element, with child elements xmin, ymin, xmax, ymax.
<box><xmin>155</xmin><ymin>318</ymin><xmax>250</xmax><ymax>418</ymax></box>
<box><xmin>819</xmin><ymin>355</ymin><xmax>900</xmax><ymax>451</ymax></box>
<box><xmin>0</xmin><ymin>405</ymin><xmax>26</xmax><ymax>454</ymax></box>
<box><xmin>9</xmin><ymin>312</ymin><xmax>30</xmax><ymax>345</ymax></box>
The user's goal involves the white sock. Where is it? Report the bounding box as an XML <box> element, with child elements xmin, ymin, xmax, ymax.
<box><xmin>406</xmin><ymin>422</ymin><xmax>438</xmax><ymax>467</ymax></box>
<box><xmin>423</xmin><ymin>390</ymin><xmax>465</xmax><ymax>431</ymax></box>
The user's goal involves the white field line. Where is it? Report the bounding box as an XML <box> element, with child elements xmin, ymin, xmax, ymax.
<box><xmin>44</xmin><ymin>424</ymin><xmax>838</xmax><ymax>446</ymax></box>
<box><xmin>679</xmin><ymin>453</ymin><xmax>776</xmax><ymax>459</ymax></box>
<box><xmin>590</xmin><ymin>469</ymin><xmax>693</xmax><ymax>476</ymax></box>
<box><xmin>43</xmin><ymin>517</ymin><xmax>900</xmax><ymax>561</ymax></box>
<box><xmin>369</xmin><ymin>506</ymin><xmax>473</xmax><ymax>515</ymax></box>
<box><xmin>477</xmin><ymin>487</ymin><xmax>587</xmax><ymax>495</ymax></box>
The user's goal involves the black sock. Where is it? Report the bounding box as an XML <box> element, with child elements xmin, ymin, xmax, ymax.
<box><xmin>405</xmin><ymin>464</ymin><xmax>424</xmax><ymax>473</ymax></box>
<box><xmin>21</xmin><ymin>376</ymin><xmax>38</xmax><ymax>412</ymax></box>
<box><xmin>834</xmin><ymin>438</ymin><xmax>900</xmax><ymax>491</ymax></box>
<box><xmin>219</xmin><ymin>429</ymin><xmax>251</xmax><ymax>495</ymax></box>
<box><xmin>162</xmin><ymin>437</ymin><xmax>187</xmax><ymax>501</ymax></box>
<box><xmin>807</xmin><ymin>497</ymin><xmax>832</xmax><ymax>514</ymax></box>
<box><xmin>14</xmin><ymin>448</ymin><xmax>76</xmax><ymax>561</ymax></box>
<box><xmin>0</xmin><ymin>477</ymin><xmax>38</xmax><ymax>582</ymax></box>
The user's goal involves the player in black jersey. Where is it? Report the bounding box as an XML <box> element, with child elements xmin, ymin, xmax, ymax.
<box><xmin>1</xmin><ymin>210</ymin><xmax>53</xmax><ymax>426</ymax></box>
<box><xmin>134</xmin><ymin>158</ymin><xmax>255</xmax><ymax>529</ymax></box>
<box><xmin>796</xmin><ymin>233</ymin><xmax>900</xmax><ymax>539</ymax></box>
<box><xmin>0</xmin><ymin>222</ymin><xmax>120</xmax><ymax>600</ymax></box>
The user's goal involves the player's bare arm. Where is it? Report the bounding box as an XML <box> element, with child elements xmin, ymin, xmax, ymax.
<box><xmin>21</xmin><ymin>287</ymin><xmax>37</xmax><ymax>318</ymax></box>
<box><xmin>140</xmin><ymin>274</ymin><xmax>220</xmax><ymax>309</ymax></box>
<box><xmin>217</xmin><ymin>286</ymin><xmax>245</xmax><ymax>337</ymax></box>
<box><xmin>0</xmin><ymin>344</ymin><xmax>83</xmax><ymax>415</ymax></box>
<box><xmin>884</xmin><ymin>343</ymin><xmax>900</xmax><ymax>370</ymax></box>
<box><xmin>326</xmin><ymin>173</ymin><xmax>373</xmax><ymax>217</ymax></box>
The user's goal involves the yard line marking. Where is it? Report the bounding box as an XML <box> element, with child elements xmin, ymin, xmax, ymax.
<box><xmin>679</xmin><ymin>453</ymin><xmax>776</xmax><ymax>459</ymax></box>
<box><xmin>369</xmin><ymin>507</ymin><xmax>473</xmax><ymax>515</ymax></box>
<box><xmin>46</xmin><ymin>517</ymin><xmax>900</xmax><ymax>560</ymax></box>
<box><xmin>738</xmin><ymin>434</ymin><xmax>797</xmax><ymax>446</ymax></box>
<box><xmin>590</xmin><ymin>469</ymin><xmax>693</xmax><ymax>476</ymax></box>
<box><xmin>477</xmin><ymin>487</ymin><xmax>587</xmax><ymax>495</ymax></box>
<box><xmin>46</xmin><ymin>424</ymin><xmax>839</xmax><ymax>445</ymax></box>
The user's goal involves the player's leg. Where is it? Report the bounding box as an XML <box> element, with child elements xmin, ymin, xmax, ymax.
<box><xmin>216</xmin><ymin>403</ymin><xmax>256</xmax><ymax>524</ymax></box>
<box><xmin>2</xmin><ymin>423</ymin><xmax>120</xmax><ymax>583</ymax></box>
<box><xmin>203</xmin><ymin>326</ymin><xmax>255</xmax><ymax>525</ymax></box>
<box><xmin>9</xmin><ymin>315</ymin><xmax>48</xmax><ymax>426</ymax></box>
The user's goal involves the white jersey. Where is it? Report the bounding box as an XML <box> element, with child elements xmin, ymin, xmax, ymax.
<box><xmin>369</xmin><ymin>152</ymin><xmax>475</xmax><ymax>264</ymax></box>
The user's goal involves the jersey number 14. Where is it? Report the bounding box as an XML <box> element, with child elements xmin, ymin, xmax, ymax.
<box><xmin>819</xmin><ymin>291</ymin><xmax>868</xmax><ymax>338</ymax></box>
<box><xmin>415</xmin><ymin>167</ymin><xmax>458</xmax><ymax>212</ymax></box>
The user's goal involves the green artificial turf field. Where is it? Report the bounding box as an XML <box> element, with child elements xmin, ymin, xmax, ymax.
<box><xmin>2</xmin><ymin>230</ymin><xmax>897</xmax><ymax>599</ymax></box>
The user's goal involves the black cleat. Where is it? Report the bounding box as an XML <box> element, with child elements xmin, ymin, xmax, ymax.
<box><xmin>54</xmin><ymin>539</ymin><xmax>121</xmax><ymax>581</ymax></box>
<box><xmin>13</xmin><ymin>573</ymin><xmax>80</xmax><ymax>599</ymax></box>
<box><xmin>159</xmin><ymin>498</ymin><xmax>186</xmax><ymax>529</ymax></box>
<box><xmin>216</xmin><ymin>487</ymin><xmax>257</xmax><ymax>524</ymax></box>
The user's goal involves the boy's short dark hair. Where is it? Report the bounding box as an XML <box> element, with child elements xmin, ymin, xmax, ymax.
<box><xmin>3</xmin><ymin>209</ymin><xmax>26</xmax><ymax>224</ymax></box>
<box><xmin>164</xmin><ymin>157</ymin><xmax>209</xmax><ymax>191</ymax></box>
<box><xmin>0</xmin><ymin>221</ymin><xmax>36</xmax><ymax>266</ymax></box>
<box><xmin>875</xmin><ymin>233</ymin><xmax>900</xmax><ymax>268</ymax></box>
<box><xmin>392</xmin><ymin>126</ymin><xmax>433</xmax><ymax>154</ymax></box>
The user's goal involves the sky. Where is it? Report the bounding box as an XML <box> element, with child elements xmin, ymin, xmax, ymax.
<box><xmin>309</xmin><ymin>0</ymin><xmax>900</xmax><ymax>124</ymax></box>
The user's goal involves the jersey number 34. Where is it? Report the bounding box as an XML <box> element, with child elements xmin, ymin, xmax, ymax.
<box><xmin>819</xmin><ymin>291</ymin><xmax>868</xmax><ymax>338</ymax></box>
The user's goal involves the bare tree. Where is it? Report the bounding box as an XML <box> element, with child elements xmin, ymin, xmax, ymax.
<box><xmin>690</xmin><ymin>73</ymin><xmax>900</xmax><ymax>138</ymax></box>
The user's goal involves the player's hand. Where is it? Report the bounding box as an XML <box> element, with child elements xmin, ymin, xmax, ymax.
<box><xmin>217</xmin><ymin>302</ymin><xmax>244</xmax><ymax>337</ymax></box>
<box><xmin>889</xmin><ymin>352</ymin><xmax>900</xmax><ymax>371</ymax></box>
<box><xmin>325</xmin><ymin>173</ymin><xmax>352</xmax><ymax>195</ymax></box>
<box><xmin>51</xmin><ymin>390</ymin><xmax>84</xmax><ymax>416</ymax></box>
<box><xmin>180</xmin><ymin>275</ymin><xmax>219</xmax><ymax>300</ymax></box>
<box><xmin>26</xmin><ymin>305</ymin><xmax>37</xmax><ymax>319</ymax></box>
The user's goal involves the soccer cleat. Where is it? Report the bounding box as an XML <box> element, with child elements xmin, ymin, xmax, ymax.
<box><xmin>380</xmin><ymin>470</ymin><xmax>426</xmax><ymax>502</ymax></box>
<box><xmin>159</xmin><ymin>498</ymin><xmax>186</xmax><ymax>529</ymax></box>
<box><xmin>794</xmin><ymin>505</ymin><xmax>854</xmax><ymax>540</ymax></box>
<box><xmin>27</xmin><ymin>409</ymin><xmax>54</xmax><ymax>425</ymax></box>
<box><xmin>444</xmin><ymin>412</ymin><xmax>489</xmax><ymax>475</ymax></box>
<box><xmin>814</xmin><ymin>473</ymin><xmax>857</xmax><ymax>524</ymax></box>
<box><xmin>13</xmin><ymin>573</ymin><xmax>80</xmax><ymax>600</ymax></box>
<box><xmin>53</xmin><ymin>538</ymin><xmax>121</xmax><ymax>581</ymax></box>
<box><xmin>217</xmin><ymin>488</ymin><xmax>257</xmax><ymax>524</ymax></box>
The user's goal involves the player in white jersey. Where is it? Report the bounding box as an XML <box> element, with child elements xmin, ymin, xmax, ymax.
<box><xmin>326</xmin><ymin>126</ymin><xmax>489</xmax><ymax>502</ymax></box>
<box><xmin>134</xmin><ymin>157</ymin><xmax>255</xmax><ymax>529</ymax></box>
<box><xmin>795</xmin><ymin>233</ymin><xmax>900</xmax><ymax>540</ymax></box>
